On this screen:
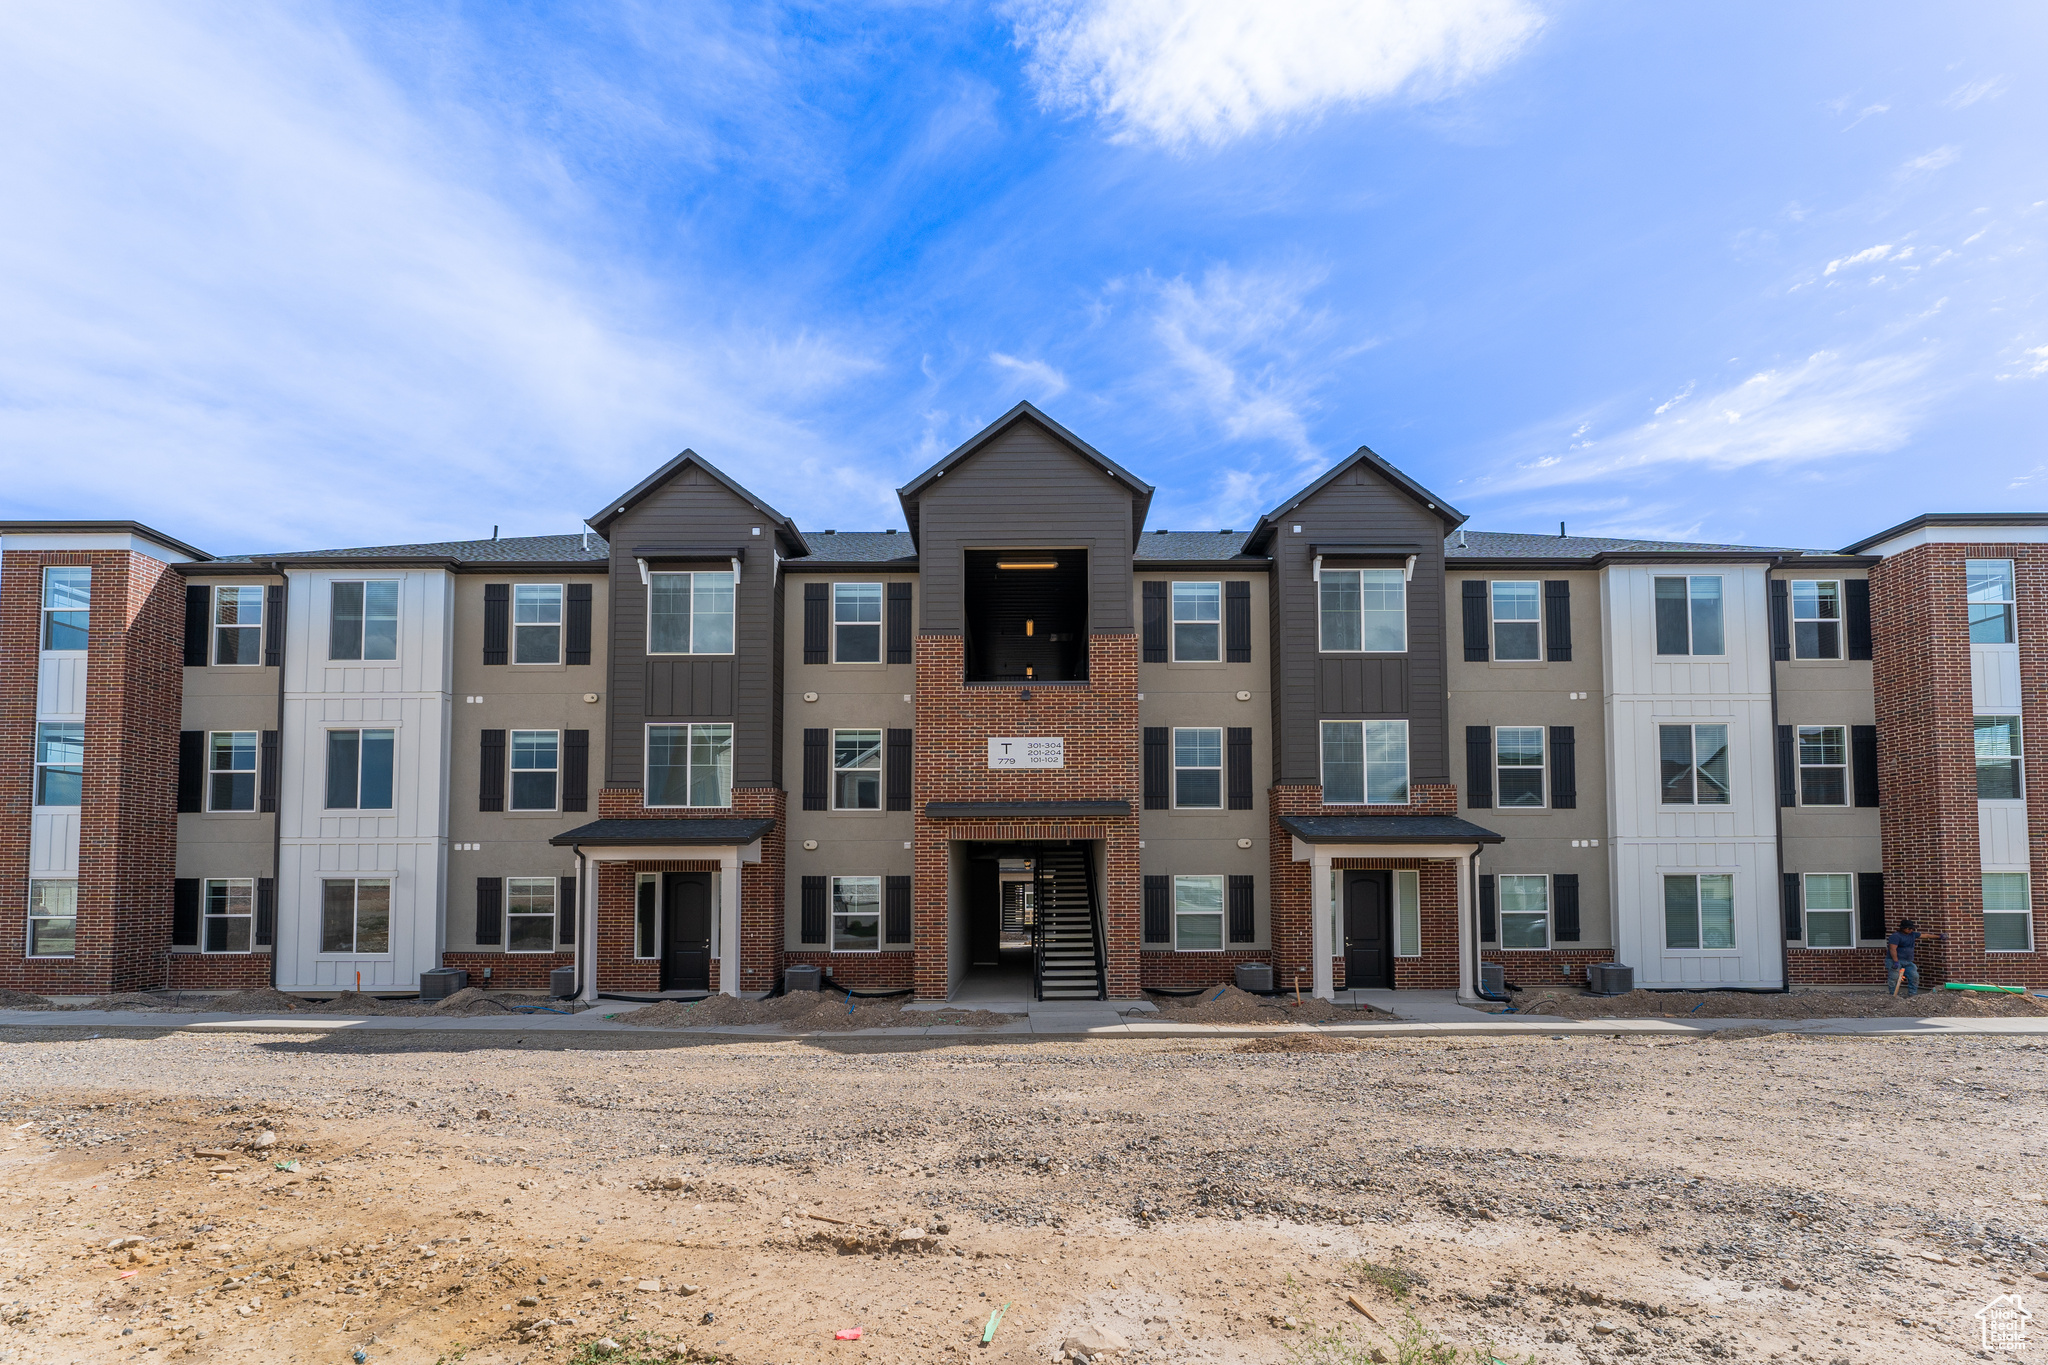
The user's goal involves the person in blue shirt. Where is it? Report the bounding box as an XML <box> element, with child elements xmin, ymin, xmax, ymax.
<box><xmin>1885</xmin><ymin>918</ymin><xmax>1945</xmax><ymax>997</ymax></box>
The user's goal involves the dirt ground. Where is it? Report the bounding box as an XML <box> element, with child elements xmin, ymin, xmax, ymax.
<box><xmin>0</xmin><ymin>1027</ymin><xmax>2042</xmax><ymax>1365</ymax></box>
<box><xmin>1514</xmin><ymin>987</ymin><xmax>2048</xmax><ymax>1020</ymax></box>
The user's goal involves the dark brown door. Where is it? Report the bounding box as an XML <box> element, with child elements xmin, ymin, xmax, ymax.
<box><xmin>662</xmin><ymin>871</ymin><xmax>713</xmax><ymax>991</ymax></box>
<box><xmin>1344</xmin><ymin>871</ymin><xmax>1392</xmax><ymax>989</ymax></box>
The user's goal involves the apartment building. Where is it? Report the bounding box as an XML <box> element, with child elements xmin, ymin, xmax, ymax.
<box><xmin>2</xmin><ymin>404</ymin><xmax>2042</xmax><ymax>1000</ymax></box>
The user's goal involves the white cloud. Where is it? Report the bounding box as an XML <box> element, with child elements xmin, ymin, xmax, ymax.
<box><xmin>1009</xmin><ymin>0</ymin><xmax>1544</xmax><ymax>148</ymax></box>
<box><xmin>1900</xmin><ymin>145</ymin><xmax>1961</xmax><ymax>175</ymax></box>
<box><xmin>1144</xmin><ymin>263</ymin><xmax>1330</xmax><ymax>456</ymax></box>
<box><xmin>1824</xmin><ymin>244</ymin><xmax>1893</xmax><ymax>274</ymax></box>
<box><xmin>1944</xmin><ymin>75</ymin><xmax>2006</xmax><ymax>108</ymax></box>
<box><xmin>988</xmin><ymin>352</ymin><xmax>1070</xmax><ymax>398</ymax></box>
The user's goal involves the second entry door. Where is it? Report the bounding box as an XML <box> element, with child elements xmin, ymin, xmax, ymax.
<box><xmin>662</xmin><ymin>871</ymin><xmax>713</xmax><ymax>992</ymax></box>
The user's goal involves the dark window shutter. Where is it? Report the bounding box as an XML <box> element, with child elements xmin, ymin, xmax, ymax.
<box><xmin>1462</xmin><ymin>580</ymin><xmax>1488</xmax><ymax>661</ymax></box>
<box><xmin>803</xmin><ymin>583</ymin><xmax>828</xmax><ymax>664</ymax></box>
<box><xmin>259</xmin><ymin>729</ymin><xmax>280</xmax><ymax>813</ymax></box>
<box><xmin>263</xmin><ymin>584</ymin><xmax>284</xmax><ymax>667</ymax></box>
<box><xmin>1225</xmin><ymin>581</ymin><xmax>1252</xmax><ymax>662</ymax></box>
<box><xmin>475</xmin><ymin>877</ymin><xmax>502</xmax><ymax>946</ymax></box>
<box><xmin>1141</xmin><ymin>581</ymin><xmax>1167</xmax><ymax>662</ymax></box>
<box><xmin>1143</xmin><ymin>727</ymin><xmax>1169</xmax><ymax>810</ymax></box>
<box><xmin>1769</xmin><ymin>579</ymin><xmax>1790</xmax><ymax>661</ymax></box>
<box><xmin>800</xmin><ymin>876</ymin><xmax>827</xmax><ymax>944</ymax></box>
<box><xmin>177</xmin><ymin>731</ymin><xmax>204</xmax><ymax>813</ymax></box>
<box><xmin>1226</xmin><ymin>727</ymin><xmax>1253</xmax><ymax>810</ymax></box>
<box><xmin>1464</xmin><ymin>726</ymin><xmax>1493</xmax><ymax>809</ymax></box>
<box><xmin>1549</xmin><ymin>725</ymin><xmax>1577</xmax><ymax>809</ymax></box>
<box><xmin>885</xmin><ymin>875</ymin><xmax>912</xmax><ymax>944</ymax></box>
<box><xmin>1143</xmin><ymin>875</ymin><xmax>1171</xmax><ymax>943</ymax></box>
<box><xmin>563</xmin><ymin>730</ymin><xmax>589</xmax><ymax>812</ymax></box>
<box><xmin>565</xmin><ymin>582</ymin><xmax>592</xmax><ymax>665</ymax></box>
<box><xmin>1478</xmin><ymin>874</ymin><xmax>1497</xmax><ymax>942</ymax></box>
<box><xmin>559</xmin><ymin>875</ymin><xmax>578</xmax><ymax>945</ymax></box>
<box><xmin>1858</xmin><ymin>871</ymin><xmax>1886</xmax><ymax>941</ymax></box>
<box><xmin>886</xmin><ymin>729</ymin><xmax>912</xmax><ymax>811</ymax></box>
<box><xmin>1543</xmin><ymin>581</ymin><xmax>1572</xmax><ymax>661</ymax></box>
<box><xmin>1845</xmin><ymin>579</ymin><xmax>1873</xmax><ymax>660</ymax></box>
<box><xmin>172</xmin><ymin>879</ymin><xmax>201</xmax><ymax>947</ymax></box>
<box><xmin>183</xmin><ymin>585</ymin><xmax>210</xmax><ymax>666</ymax></box>
<box><xmin>887</xmin><ymin>582</ymin><xmax>913</xmax><ymax>665</ymax></box>
<box><xmin>1851</xmin><ymin>725</ymin><xmax>1880</xmax><ymax>807</ymax></box>
<box><xmin>1775</xmin><ymin>725</ymin><xmax>1796</xmax><ymax>808</ymax></box>
<box><xmin>479</xmin><ymin>729</ymin><xmax>506</xmax><ymax>812</ymax></box>
<box><xmin>802</xmin><ymin>728</ymin><xmax>828</xmax><ymax>810</ymax></box>
<box><xmin>255</xmin><ymin>877</ymin><xmax>275</xmax><ymax>948</ymax></box>
<box><xmin>483</xmin><ymin>584</ymin><xmax>509</xmax><ymax>666</ymax></box>
<box><xmin>1227</xmin><ymin>874</ymin><xmax>1255</xmax><ymax>943</ymax></box>
<box><xmin>1782</xmin><ymin>873</ymin><xmax>1802</xmax><ymax>941</ymax></box>
<box><xmin>1552</xmin><ymin>873</ymin><xmax>1580</xmax><ymax>942</ymax></box>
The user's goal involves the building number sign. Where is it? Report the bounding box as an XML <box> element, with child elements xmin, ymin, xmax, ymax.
<box><xmin>987</xmin><ymin>737</ymin><xmax>1065</xmax><ymax>769</ymax></box>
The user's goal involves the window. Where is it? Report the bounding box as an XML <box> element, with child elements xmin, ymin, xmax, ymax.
<box><xmin>27</xmin><ymin>880</ymin><xmax>75</xmax><ymax>957</ymax></box>
<box><xmin>1803</xmin><ymin>873</ymin><xmax>1855</xmax><ymax>948</ymax></box>
<box><xmin>646</xmin><ymin>723</ymin><xmax>734</xmax><ymax>808</ymax></box>
<box><xmin>325</xmin><ymin>729</ymin><xmax>395</xmax><ymax>810</ymax></box>
<box><xmin>1318</xmin><ymin>568</ymin><xmax>1406</xmax><ymax>653</ymax></box>
<box><xmin>33</xmin><ymin>723</ymin><xmax>83</xmax><ymax>807</ymax></box>
<box><xmin>330</xmin><ymin>581</ymin><xmax>398</xmax><ymax>661</ymax></box>
<box><xmin>507</xmin><ymin>878</ymin><xmax>557</xmax><ymax>952</ymax></box>
<box><xmin>635</xmin><ymin>874</ymin><xmax>658</xmax><ymax>958</ymax></box>
<box><xmin>648</xmin><ymin>571</ymin><xmax>734</xmax><ymax>655</ymax></box>
<box><xmin>1320</xmin><ymin>720</ymin><xmax>1409</xmax><ymax>805</ymax></box>
<box><xmin>1654</xmin><ymin>575</ymin><xmax>1724</xmax><ymax>656</ymax></box>
<box><xmin>832</xmin><ymin>729</ymin><xmax>881</xmax><ymax>810</ymax></box>
<box><xmin>514</xmin><ymin>584</ymin><xmax>563</xmax><ymax>664</ymax></box>
<box><xmin>1174</xmin><ymin>875</ymin><xmax>1224</xmax><ymax>951</ymax></box>
<box><xmin>1967</xmin><ymin>559</ymin><xmax>2016</xmax><ymax>645</ymax></box>
<box><xmin>213</xmin><ymin>586</ymin><xmax>264</xmax><ymax>665</ymax></box>
<box><xmin>1172</xmin><ymin>727</ymin><xmax>1223</xmax><ymax>808</ymax></box>
<box><xmin>1171</xmin><ymin>582</ymin><xmax>1221</xmax><ymax>661</ymax></box>
<box><xmin>510</xmin><ymin>730</ymin><xmax>559</xmax><ymax>810</ymax></box>
<box><xmin>1976</xmin><ymin>716</ymin><xmax>2023</xmax><ymax>800</ymax></box>
<box><xmin>1659</xmin><ymin>723</ymin><xmax>1730</xmax><ymax>805</ymax></box>
<box><xmin>203</xmin><ymin>878</ymin><xmax>254</xmax><ymax>953</ymax></box>
<box><xmin>1491</xmin><ymin>581</ymin><xmax>1541</xmax><ymax>660</ymax></box>
<box><xmin>1984</xmin><ymin>872</ymin><xmax>2033</xmax><ymax>952</ymax></box>
<box><xmin>1393</xmin><ymin>869</ymin><xmax>1421</xmax><ymax>958</ymax></box>
<box><xmin>1796</xmin><ymin>725</ymin><xmax>1847</xmax><ymax>806</ymax></box>
<box><xmin>832</xmin><ymin>876</ymin><xmax>881</xmax><ymax>952</ymax></box>
<box><xmin>832</xmin><ymin>583</ymin><xmax>882</xmax><ymax>663</ymax></box>
<box><xmin>1790</xmin><ymin>581</ymin><xmax>1840</xmax><ymax>660</ymax></box>
<box><xmin>1664</xmin><ymin>873</ymin><xmax>1735</xmax><ymax>950</ymax></box>
<box><xmin>1498</xmin><ymin>874</ymin><xmax>1550</xmax><ymax>950</ymax></box>
<box><xmin>207</xmin><ymin>731</ymin><xmax>258</xmax><ymax>812</ymax></box>
<box><xmin>41</xmin><ymin>567</ymin><xmax>90</xmax><ymax>650</ymax></box>
<box><xmin>320</xmin><ymin>878</ymin><xmax>391</xmax><ymax>954</ymax></box>
<box><xmin>1495</xmin><ymin>727</ymin><xmax>1545</xmax><ymax>807</ymax></box>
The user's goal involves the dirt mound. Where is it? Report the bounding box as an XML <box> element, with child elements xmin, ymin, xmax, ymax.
<box><xmin>1146</xmin><ymin>982</ymin><xmax>1388</xmax><ymax>1025</ymax></box>
<box><xmin>203</xmin><ymin>988</ymin><xmax>310</xmax><ymax>1014</ymax></box>
<box><xmin>619</xmin><ymin>991</ymin><xmax>1018</xmax><ymax>1032</ymax></box>
<box><xmin>308</xmin><ymin>991</ymin><xmax>405</xmax><ymax>1014</ymax></box>
<box><xmin>1233</xmin><ymin>1033</ymin><xmax>1361</xmax><ymax>1054</ymax></box>
<box><xmin>0</xmin><ymin>989</ymin><xmax>50</xmax><ymax>1008</ymax></box>
<box><xmin>426</xmin><ymin>986</ymin><xmax>522</xmax><ymax>1016</ymax></box>
<box><xmin>1516</xmin><ymin>986</ymin><xmax>2048</xmax><ymax>1020</ymax></box>
<box><xmin>70</xmin><ymin>993</ymin><xmax>168</xmax><ymax>1011</ymax></box>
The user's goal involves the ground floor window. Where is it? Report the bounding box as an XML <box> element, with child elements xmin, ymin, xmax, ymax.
<box><xmin>1499</xmin><ymin>873</ymin><xmax>1549</xmax><ymax>949</ymax></box>
<box><xmin>1984</xmin><ymin>873</ymin><xmax>2034</xmax><ymax>952</ymax></box>
<box><xmin>1174</xmin><ymin>874</ymin><xmax>1224</xmax><ymax>950</ymax></box>
<box><xmin>204</xmin><ymin>878</ymin><xmax>254</xmax><ymax>952</ymax></box>
<box><xmin>832</xmin><ymin>876</ymin><xmax>880</xmax><ymax>952</ymax></box>
<box><xmin>636</xmin><ymin>873</ymin><xmax>659</xmax><ymax>958</ymax></box>
<box><xmin>320</xmin><ymin>878</ymin><xmax>391</xmax><ymax>954</ymax></box>
<box><xmin>28</xmin><ymin>880</ymin><xmax>76</xmax><ymax>957</ymax></box>
<box><xmin>507</xmin><ymin>877</ymin><xmax>557</xmax><ymax>952</ymax></box>
<box><xmin>1664</xmin><ymin>873</ymin><xmax>1734</xmax><ymax>950</ymax></box>
<box><xmin>1393</xmin><ymin>869</ymin><xmax>1421</xmax><ymax>958</ymax></box>
<box><xmin>1803</xmin><ymin>873</ymin><xmax>1855</xmax><ymax>948</ymax></box>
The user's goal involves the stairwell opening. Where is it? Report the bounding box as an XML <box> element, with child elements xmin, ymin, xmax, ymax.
<box><xmin>950</xmin><ymin>840</ymin><xmax>1105</xmax><ymax>1003</ymax></box>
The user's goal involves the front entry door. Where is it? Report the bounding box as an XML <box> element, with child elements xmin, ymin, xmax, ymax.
<box><xmin>1343</xmin><ymin>871</ymin><xmax>1392</xmax><ymax>989</ymax></box>
<box><xmin>661</xmin><ymin>871</ymin><xmax>713</xmax><ymax>992</ymax></box>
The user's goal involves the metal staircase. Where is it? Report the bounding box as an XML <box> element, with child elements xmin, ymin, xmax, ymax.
<box><xmin>1031</xmin><ymin>843</ymin><xmax>1106</xmax><ymax>1001</ymax></box>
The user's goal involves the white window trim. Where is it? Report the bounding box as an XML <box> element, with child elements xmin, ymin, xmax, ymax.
<box><xmin>1653</xmin><ymin>574</ymin><xmax>1726</xmax><ymax>658</ymax></box>
<box><xmin>643</xmin><ymin>722</ymin><xmax>735</xmax><ymax>810</ymax></box>
<box><xmin>831</xmin><ymin>582</ymin><xmax>885</xmax><ymax>665</ymax></box>
<box><xmin>1657</xmin><ymin>722</ymin><xmax>1733</xmax><ymax>809</ymax></box>
<box><xmin>830</xmin><ymin>728</ymin><xmax>883</xmax><ymax>811</ymax></box>
<box><xmin>1171</xmin><ymin>874</ymin><xmax>1226</xmax><ymax>953</ymax></box>
<box><xmin>1976</xmin><ymin>715</ymin><xmax>2025</xmax><ymax>804</ymax></box>
<box><xmin>1982</xmin><ymin>872</ymin><xmax>2035</xmax><ymax>953</ymax></box>
<box><xmin>1315</xmin><ymin>567</ymin><xmax>1409</xmax><ymax>655</ymax></box>
<box><xmin>1966</xmin><ymin>559</ymin><xmax>2018</xmax><ymax>646</ymax></box>
<box><xmin>1169</xmin><ymin>581</ymin><xmax>1223</xmax><ymax>663</ymax></box>
<box><xmin>504</xmin><ymin>876</ymin><xmax>559</xmax><ymax>954</ymax></box>
<box><xmin>508</xmin><ymin>728</ymin><xmax>561</xmax><ymax>812</ymax></box>
<box><xmin>1795</xmin><ymin>724</ymin><xmax>1848</xmax><ymax>809</ymax></box>
<box><xmin>328</xmin><ymin>579</ymin><xmax>401</xmax><ymax>663</ymax></box>
<box><xmin>202</xmin><ymin>877</ymin><xmax>256</xmax><ymax>955</ymax></box>
<box><xmin>1494</xmin><ymin>725</ymin><xmax>1546</xmax><ymax>810</ymax></box>
<box><xmin>25</xmin><ymin>878</ymin><xmax>77</xmax><ymax>960</ymax></box>
<box><xmin>1393</xmin><ymin>869</ymin><xmax>1421</xmax><ymax>958</ymax></box>
<box><xmin>635</xmin><ymin>872</ymin><xmax>660</xmax><ymax>959</ymax></box>
<box><xmin>1490</xmin><ymin>580</ymin><xmax>1543</xmax><ymax>662</ymax></box>
<box><xmin>1789</xmin><ymin>579</ymin><xmax>1843</xmax><ymax>661</ymax></box>
<box><xmin>31</xmin><ymin>721</ymin><xmax>83</xmax><ymax>812</ymax></box>
<box><xmin>205</xmin><ymin>730</ymin><xmax>260</xmax><ymax>813</ymax></box>
<box><xmin>511</xmin><ymin>583</ymin><xmax>565</xmax><ymax>666</ymax></box>
<box><xmin>323</xmin><ymin>726</ymin><xmax>399</xmax><ymax>812</ymax></box>
<box><xmin>1318</xmin><ymin>718</ymin><xmax>1410</xmax><ymax>807</ymax></box>
<box><xmin>646</xmin><ymin>570</ymin><xmax>737</xmax><ymax>657</ymax></box>
<box><xmin>211</xmin><ymin>584</ymin><xmax>265</xmax><ymax>667</ymax></box>
<box><xmin>40</xmin><ymin>566</ymin><xmax>90</xmax><ymax>655</ymax></box>
<box><xmin>1171</xmin><ymin>726</ymin><xmax>1224</xmax><ymax>810</ymax></box>
<box><xmin>1661</xmin><ymin>872</ymin><xmax>1738</xmax><ymax>953</ymax></box>
<box><xmin>1800</xmin><ymin>872</ymin><xmax>1857</xmax><ymax>950</ymax></box>
<box><xmin>1496</xmin><ymin>872</ymin><xmax>1551</xmax><ymax>951</ymax></box>
<box><xmin>316</xmin><ymin>876</ymin><xmax>396</xmax><ymax>958</ymax></box>
<box><xmin>830</xmin><ymin>875</ymin><xmax>883</xmax><ymax>953</ymax></box>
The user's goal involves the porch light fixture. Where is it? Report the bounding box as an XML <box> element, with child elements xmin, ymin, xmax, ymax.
<box><xmin>996</xmin><ymin>560</ymin><xmax>1058</xmax><ymax>570</ymax></box>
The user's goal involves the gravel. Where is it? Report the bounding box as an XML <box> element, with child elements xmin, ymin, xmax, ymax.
<box><xmin>1518</xmin><ymin>986</ymin><xmax>2048</xmax><ymax>1019</ymax></box>
<box><xmin>1146</xmin><ymin>983</ymin><xmax>1389</xmax><ymax>1025</ymax></box>
<box><xmin>621</xmin><ymin>992</ymin><xmax>1020</xmax><ymax>1031</ymax></box>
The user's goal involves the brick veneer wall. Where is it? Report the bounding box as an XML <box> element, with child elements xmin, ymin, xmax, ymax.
<box><xmin>1784</xmin><ymin>945</ymin><xmax>1890</xmax><ymax>987</ymax></box>
<box><xmin>1480</xmin><ymin>946</ymin><xmax>1611</xmax><ymax>989</ymax></box>
<box><xmin>441</xmin><ymin>951</ymin><xmax>573</xmax><ymax>990</ymax></box>
<box><xmin>167</xmin><ymin>952</ymin><xmax>275</xmax><ymax>990</ymax></box>
<box><xmin>781</xmin><ymin>951</ymin><xmax>916</xmax><ymax>990</ymax></box>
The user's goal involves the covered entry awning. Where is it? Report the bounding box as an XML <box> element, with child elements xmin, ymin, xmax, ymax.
<box><xmin>549</xmin><ymin>818</ymin><xmax>776</xmax><ymax>848</ymax></box>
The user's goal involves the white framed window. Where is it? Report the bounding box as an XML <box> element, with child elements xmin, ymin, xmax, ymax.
<box><xmin>646</xmin><ymin>723</ymin><xmax>733</xmax><ymax>808</ymax></box>
<box><xmin>832</xmin><ymin>583</ymin><xmax>883</xmax><ymax>663</ymax></box>
<box><xmin>203</xmin><ymin>878</ymin><xmax>254</xmax><ymax>953</ymax></box>
<box><xmin>207</xmin><ymin>731</ymin><xmax>258</xmax><ymax>812</ymax></box>
<box><xmin>1664</xmin><ymin>873</ymin><xmax>1735</xmax><ymax>951</ymax></box>
<box><xmin>1393</xmin><ymin>869</ymin><xmax>1421</xmax><ymax>957</ymax></box>
<box><xmin>1495</xmin><ymin>726</ymin><xmax>1545</xmax><ymax>807</ymax></box>
<box><xmin>213</xmin><ymin>585</ymin><xmax>264</xmax><ymax>665</ymax></box>
<box><xmin>1796</xmin><ymin>725</ymin><xmax>1847</xmax><ymax>806</ymax></box>
<box><xmin>1984</xmin><ymin>873</ymin><xmax>2033</xmax><ymax>952</ymax></box>
<box><xmin>1320</xmin><ymin>720</ymin><xmax>1409</xmax><ymax>805</ymax></box>
<box><xmin>325</xmin><ymin>729</ymin><xmax>395</xmax><ymax>810</ymax></box>
<box><xmin>1790</xmin><ymin>581</ymin><xmax>1841</xmax><ymax>660</ymax></box>
<box><xmin>1659</xmin><ymin>723</ymin><xmax>1730</xmax><ymax>805</ymax></box>
<box><xmin>648</xmin><ymin>571</ymin><xmax>735</xmax><ymax>655</ymax></box>
<box><xmin>329</xmin><ymin>580</ymin><xmax>398</xmax><ymax>661</ymax></box>
<box><xmin>27</xmin><ymin>880</ymin><xmax>76</xmax><ymax>957</ymax></box>
<box><xmin>1967</xmin><ymin>559</ymin><xmax>2016</xmax><ymax>645</ymax></box>
<box><xmin>514</xmin><ymin>584</ymin><xmax>563</xmax><ymax>664</ymax></box>
<box><xmin>832</xmin><ymin>876</ymin><xmax>881</xmax><ymax>952</ymax></box>
<box><xmin>1172</xmin><ymin>727</ymin><xmax>1223</xmax><ymax>808</ymax></box>
<box><xmin>1491</xmin><ymin>581</ymin><xmax>1541</xmax><ymax>660</ymax></box>
<box><xmin>1498</xmin><ymin>874</ymin><xmax>1550</xmax><ymax>950</ymax></box>
<box><xmin>320</xmin><ymin>878</ymin><xmax>391</xmax><ymax>954</ymax></box>
<box><xmin>41</xmin><ymin>566</ymin><xmax>90</xmax><ymax>651</ymax></box>
<box><xmin>1171</xmin><ymin>582</ymin><xmax>1221</xmax><ymax>661</ymax></box>
<box><xmin>510</xmin><ymin>730</ymin><xmax>559</xmax><ymax>810</ymax></box>
<box><xmin>832</xmin><ymin>729</ymin><xmax>882</xmax><ymax>809</ymax></box>
<box><xmin>507</xmin><ymin>878</ymin><xmax>558</xmax><ymax>953</ymax></box>
<box><xmin>635</xmin><ymin>873</ymin><xmax>659</xmax><ymax>958</ymax></box>
<box><xmin>1653</xmin><ymin>575</ymin><xmax>1725</xmax><ymax>656</ymax></box>
<box><xmin>1976</xmin><ymin>715</ymin><xmax>2023</xmax><ymax>800</ymax></box>
<box><xmin>1803</xmin><ymin>873</ymin><xmax>1855</xmax><ymax>949</ymax></box>
<box><xmin>1173</xmin><ymin>874</ymin><xmax>1224</xmax><ymax>951</ymax></box>
<box><xmin>1318</xmin><ymin>568</ymin><xmax>1406</xmax><ymax>653</ymax></box>
<box><xmin>33</xmin><ymin>723</ymin><xmax>83</xmax><ymax>807</ymax></box>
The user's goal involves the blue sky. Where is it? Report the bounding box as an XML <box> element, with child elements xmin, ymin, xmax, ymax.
<box><xmin>3</xmin><ymin>1</ymin><xmax>2044</xmax><ymax>554</ymax></box>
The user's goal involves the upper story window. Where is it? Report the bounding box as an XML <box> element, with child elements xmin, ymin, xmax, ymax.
<box><xmin>1491</xmin><ymin>582</ymin><xmax>1541</xmax><ymax>660</ymax></box>
<box><xmin>34</xmin><ymin>723</ymin><xmax>83</xmax><ymax>807</ymax></box>
<box><xmin>1172</xmin><ymin>582</ymin><xmax>1221</xmax><ymax>661</ymax></box>
<box><xmin>833</xmin><ymin>583</ymin><xmax>882</xmax><ymax>663</ymax></box>
<box><xmin>41</xmin><ymin>567</ymin><xmax>90</xmax><ymax>651</ymax></box>
<box><xmin>1796</xmin><ymin>725</ymin><xmax>1846</xmax><ymax>806</ymax></box>
<box><xmin>1976</xmin><ymin>715</ymin><xmax>2023</xmax><ymax>800</ymax></box>
<box><xmin>1319</xmin><ymin>569</ymin><xmax>1405</xmax><ymax>653</ymax></box>
<box><xmin>325</xmin><ymin>728</ymin><xmax>395</xmax><ymax>810</ymax></box>
<box><xmin>1790</xmin><ymin>580</ymin><xmax>1840</xmax><ymax>659</ymax></box>
<box><xmin>1320</xmin><ymin>720</ymin><xmax>1409</xmax><ymax>805</ymax></box>
<box><xmin>1659</xmin><ymin>722</ymin><xmax>1730</xmax><ymax>805</ymax></box>
<box><xmin>1654</xmin><ymin>575</ymin><xmax>1724</xmax><ymax>656</ymax></box>
<box><xmin>1173</xmin><ymin>727</ymin><xmax>1223</xmax><ymax>808</ymax></box>
<box><xmin>832</xmin><ymin>729</ymin><xmax>881</xmax><ymax>809</ymax></box>
<box><xmin>1495</xmin><ymin>726</ymin><xmax>1545</xmax><ymax>807</ymax></box>
<box><xmin>649</xmin><ymin>571</ymin><xmax>734</xmax><ymax>655</ymax></box>
<box><xmin>330</xmin><ymin>581</ymin><xmax>398</xmax><ymax>661</ymax></box>
<box><xmin>646</xmin><ymin>723</ymin><xmax>734</xmax><ymax>808</ymax></box>
<box><xmin>208</xmin><ymin>731</ymin><xmax>258</xmax><ymax>812</ymax></box>
<box><xmin>511</xmin><ymin>730</ymin><xmax>559</xmax><ymax>810</ymax></box>
<box><xmin>1967</xmin><ymin>559</ymin><xmax>2016</xmax><ymax>644</ymax></box>
<box><xmin>514</xmin><ymin>584</ymin><xmax>563</xmax><ymax>663</ymax></box>
<box><xmin>213</xmin><ymin>586</ymin><xmax>264</xmax><ymax>665</ymax></box>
